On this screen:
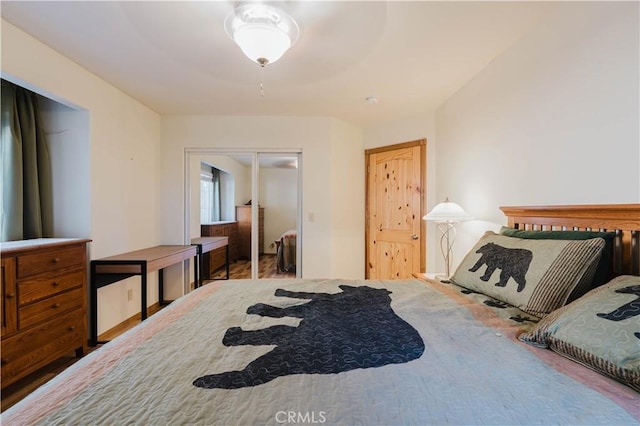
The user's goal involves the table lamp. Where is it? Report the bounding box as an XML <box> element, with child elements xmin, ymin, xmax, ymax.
<box><xmin>423</xmin><ymin>197</ymin><xmax>473</xmax><ymax>280</ymax></box>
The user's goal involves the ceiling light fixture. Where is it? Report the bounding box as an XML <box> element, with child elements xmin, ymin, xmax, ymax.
<box><xmin>224</xmin><ymin>2</ymin><xmax>300</xmax><ymax>68</ymax></box>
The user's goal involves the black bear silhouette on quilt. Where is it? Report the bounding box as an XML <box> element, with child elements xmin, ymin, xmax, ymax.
<box><xmin>596</xmin><ymin>285</ymin><xmax>640</xmax><ymax>322</ymax></box>
<box><xmin>468</xmin><ymin>243</ymin><xmax>533</xmax><ymax>292</ymax></box>
<box><xmin>193</xmin><ymin>285</ymin><xmax>425</xmax><ymax>389</ymax></box>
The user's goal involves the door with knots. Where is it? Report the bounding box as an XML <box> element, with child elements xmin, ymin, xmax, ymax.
<box><xmin>365</xmin><ymin>140</ymin><xmax>426</xmax><ymax>279</ymax></box>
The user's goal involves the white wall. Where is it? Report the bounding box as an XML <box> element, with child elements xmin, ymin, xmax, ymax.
<box><xmin>330</xmin><ymin>120</ymin><xmax>367</xmax><ymax>278</ymax></box>
<box><xmin>161</xmin><ymin>115</ymin><xmax>365</xmax><ymax>282</ymax></box>
<box><xmin>433</xmin><ymin>2</ymin><xmax>640</xmax><ymax>273</ymax></box>
<box><xmin>39</xmin><ymin>97</ymin><xmax>91</xmax><ymax>239</ymax></box>
<box><xmin>2</xmin><ymin>20</ymin><xmax>163</xmax><ymax>335</ymax></box>
<box><xmin>260</xmin><ymin>167</ymin><xmax>298</xmax><ymax>254</ymax></box>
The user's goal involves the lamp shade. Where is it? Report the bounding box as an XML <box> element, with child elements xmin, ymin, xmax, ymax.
<box><xmin>233</xmin><ymin>22</ymin><xmax>291</xmax><ymax>65</ymax></box>
<box><xmin>225</xmin><ymin>3</ymin><xmax>299</xmax><ymax>66</ymax></box>
<box><xmin>423</xmin><ymin>197</ymin><xmax>473</xmax><ymax>222</ymax></box>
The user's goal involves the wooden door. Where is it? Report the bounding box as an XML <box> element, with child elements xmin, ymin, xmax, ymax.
<box><xmin>366</xmin><ymin>140</ymin><xmax>426</xmax><ymax>279</ymax></box>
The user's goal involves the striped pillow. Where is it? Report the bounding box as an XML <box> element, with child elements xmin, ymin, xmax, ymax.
<box><xmin>451</xmin><ymin>231</ymin><xmax>605</xmax><ymax>317</ymax></box>
<box><xmin>519</xmin><ymin>275</ymin><xmax>640</xmax><ymax>391</ymax></box>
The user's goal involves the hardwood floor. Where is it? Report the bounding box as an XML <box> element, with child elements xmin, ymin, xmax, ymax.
<box><xmin>0</xmin><ymin>254</ymin><xmax>294</xmax><ymax>412</ymax></box>
<box><xmin>210</xmin><ymin>253</ymin><xmax>296</xmax><ymax>280</ymax></box>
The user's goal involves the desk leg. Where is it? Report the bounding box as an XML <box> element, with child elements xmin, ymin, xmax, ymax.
<box><xmin>193</xmin><ymin>254</ymin><xmax>199</xmax><ymax>289</ymax></box>
<box><xmin>194</xmin><ymin>256</ymin><xmax>199</xmax><ymax>288</ymax></box>
<box><xmin>142</xmin><ymin>263</ymin><xmax>148</xmax><ymax>320</ymax></box>
<box><xmin>157</xmin><ymin>267</ymin><xmax>163</xmax><ymax>308</ymax></box>
<box><xmin>194</xmin><ymin>254</ymin><xmax>202</xmax><ymax>287</ymax></box>
<box><xmin>225</xmin><ymin>244</ymin><xmax>230</xmax><ymax>280</ymax></box>
<box><xmin>196</xmin><ymin>253</ymin><xmax>202</xmax><ymax>288</ymax></box>
<box><xmin>90</xmin><ymin>262</ymin><xmax>98</xmax><ymax>346</ymax></box>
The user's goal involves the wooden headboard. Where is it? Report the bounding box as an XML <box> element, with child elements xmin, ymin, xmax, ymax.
<box><xmin>500</xmin><ymin>204</ymin><xmax>640</xmax><ymax>277</ymax></box>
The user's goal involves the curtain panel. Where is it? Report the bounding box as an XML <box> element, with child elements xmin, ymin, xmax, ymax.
<box><xmin>211</xmin><ymin>167</ymin><xmax>221</xmax><ymax>222</ymax></box>
<box><xmin>1</xmin><ymin>80</ymin><xmax>53</xmax><ymax>242</ymax></box>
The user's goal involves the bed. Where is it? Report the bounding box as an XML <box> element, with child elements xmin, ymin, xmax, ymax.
<box><xmin>275</xmin><ymin>229</ymin><xmax>297</xmax><ymax>273</ymax></box>
<box><xmin>2</xmin><ymin>204</ymin><xmax>639</xmax><ymax>425</ymax></box>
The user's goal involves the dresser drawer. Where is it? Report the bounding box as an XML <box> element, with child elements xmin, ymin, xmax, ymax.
<box><xmin>1</xmin><ymin>309</ymin><xmax>84</xmax><ymax>387</ymax></box>
<box><xmin>17</xmin><ymin>245</ymin><xmax>85</xmax><ymax>279</ymax></box>
<box><xmin>210</xmin><ymin>248</ymin><xmax>227</xmax><ymax>272</ymax></box>
<box><xmin>19</xmin><ymin>288</ymin><xmax>84</xmax><ymax>329</ymax></box>
<box><xmin>207</xmin><ymin>227</ymin><xmax>225</xmax><ymax>237</ymax></box>
<box><xmin>18</xmin><ymin>271</ymin><xmax>84</xmax><ymax>306</ymax></box>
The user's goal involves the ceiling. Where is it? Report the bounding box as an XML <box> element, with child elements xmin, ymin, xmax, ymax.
<box><xmin>1</xmin><ymin>1</ymin><xmax>557</xmax><ymax>128</ymax></box>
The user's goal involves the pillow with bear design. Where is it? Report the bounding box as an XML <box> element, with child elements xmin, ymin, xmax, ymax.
<box><xmin>519</xmin><ymin>275</ymin><xmax>640</xmax><ymax>391</ymax></box>
<box><xmin>450</xmin><ymin>231</ymin><xmax>605</xmax><ymax>317</ymax></box>
<box><xmin>499</xmin><ymin>226</ymin><xmax>616</xmax><ymax>301</ymax></box>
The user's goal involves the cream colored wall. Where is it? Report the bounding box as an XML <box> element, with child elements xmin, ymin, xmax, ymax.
<box><xmin>2</xmin><ymin>20</ymin><xmax>163</xmax><ymax>335</ymax></box>
<box><xmin>39</xmin><ymin>97</ymin><xmax>91</xmax><ymax>239</ymax></box>
<box><xmin>433</xmin><ymin>2</ymin><xmax>640</xmax><ymax>274</ymax></box>
<box><xmin>330</xmin><ymin>120</ymin><xmax>367</xmax><ymax>278</ymax></box>
<box><xmin>260</xmin><ymin>167</ymin><xmax>298</xmax><ymax>254</ymax></box>
<box><xmin>161</xmin><ymin>115</ymin><xmax>365</xmax><ymax>285</ymax></box>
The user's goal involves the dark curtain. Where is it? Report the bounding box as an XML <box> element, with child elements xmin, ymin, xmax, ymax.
<box><xmin>211</xmin><ymin>167</ymin><xmax>221</xmax><ymax>222</ymax></box>
<box><xmin>1</xmin><ymin>80</ymin><xmax>53</xmax><ymax>242</ymax></box>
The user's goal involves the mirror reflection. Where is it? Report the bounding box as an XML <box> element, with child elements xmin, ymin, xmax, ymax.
<box><xmin>195</xmin><ymin>153</ymin><xmax>299</xmax><ymax>281</ymax></box>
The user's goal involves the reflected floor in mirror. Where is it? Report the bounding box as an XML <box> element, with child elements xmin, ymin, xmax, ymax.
<box><xmin>208</xmin><ymin>253</ymin><xmax>295</xmax><ymax>280</ymax></box>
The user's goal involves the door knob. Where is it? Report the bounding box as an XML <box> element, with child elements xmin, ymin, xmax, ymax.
<box><xmin>411</xmin><ymin>234</ymin><xmax>419</xmax><ymax>240</ymax></box>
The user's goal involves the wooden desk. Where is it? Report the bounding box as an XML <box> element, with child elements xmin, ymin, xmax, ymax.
<box><xmin>89</xmin><ymin>245</ymin><xmax>197</xmax><ymax>346</ymax></box>
<box><xmin>191</xmin><ymin>236</ymin><xmax>229</xmax><ymax>286</ymax></box>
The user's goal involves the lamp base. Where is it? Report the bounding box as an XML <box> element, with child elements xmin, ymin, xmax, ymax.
<box><xmin>422</xmin><ymin>273</ymin><xmax>451</xmax><ymax>283</ymax></box>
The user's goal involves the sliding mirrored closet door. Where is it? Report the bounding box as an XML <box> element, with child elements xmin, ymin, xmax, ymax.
<box><xmin>187</xmin><ymin>150</ymin><xmax>301</xmax><ymax>282</ymax></box>
<box><xmin>257</xmin><ymin>153</ymin><xmax>300</xmax><ymax>279</ymax></box>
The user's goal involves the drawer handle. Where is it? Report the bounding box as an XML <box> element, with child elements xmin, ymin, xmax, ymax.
<box><xmin>52</xmin><ymin>303</ymin><xmax>61</xmax><ymax>308</ymax></box>
<box><xmin>52</xmin><ymin>281</ymin><xmax>60</xmax><ymax>287</ymax></box>
<box><xmin>1</xmin><ymin>358</ymin><xmax>9</xmax><ymax>365</ymax></box>
<box><xmin>52</xmin><ymin>257</ymin><xmax>60</xmax><ymax>263</ymax></box>
<box><xmin>68</xmin><ymin>325</ymin><xmax>76</xmax><ymax>331</ymax></box>
<box><xmin>6</xmin><ymin>293</ymin><xmax>15</xmax><ymax>299</ymax></box>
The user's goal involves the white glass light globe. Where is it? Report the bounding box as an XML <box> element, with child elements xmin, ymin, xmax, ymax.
<box><xmin>224</xmin><ymin>3</ymin><xmax>299</xmax><ymax>66</ymax></box>
<box><xmin>234</xmin><ymin>22</ymin><xmax>291</xmax><ymax>65</ymax></box>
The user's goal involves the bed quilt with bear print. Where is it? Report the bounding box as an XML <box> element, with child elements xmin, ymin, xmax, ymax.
<box><xmin>3</xmin><ymin>278</ymin><xmax>638</xmax><ymax>425</ymax></box>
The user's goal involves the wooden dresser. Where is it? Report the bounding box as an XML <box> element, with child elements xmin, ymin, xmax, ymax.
<box><xmin>201</xmin><ymin>222</ymin><xmax>238</xmax><ymax>278</ymax></box>
<box><xmin>236</xmin><ymin>206</ymin><xmax>264</xmax><ymax>259</ymax></box>
<box><xmin>1</xmin><ymin>238</ymin><xmax>90</xmax><ymax>389</ymax></box>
